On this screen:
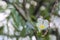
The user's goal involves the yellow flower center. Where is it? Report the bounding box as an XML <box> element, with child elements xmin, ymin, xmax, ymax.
<box><xmin>39</xmin><ymin>25</ymin><xmax>45</xmax><ymax>29</ymax></box>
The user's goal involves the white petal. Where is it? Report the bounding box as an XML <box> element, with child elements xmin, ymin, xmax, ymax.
<box><xmin>37</xmin><ymin>18</ymin><xmax>43</xmax><ymax>24</ymax></box>
<box><xmin>0</xmin><ymin>1</ymin><xmax>7</xmax><ymax>9</ymax></box>
<box><xmin>2</xmin><ymin>19</ymin><xmax>7</xmax><ymax>25</ymax></box>
<box><xmin>53</xmin><ymin>16</ymin><xmax>60</xmax><ymax>28</ymax></box>
<box><xmin>4</xmin><ymin>9</ymin><xmax>11</xmax><ymax>17</ymax></box>
<box><xmin>49</xmin><ymin>22</ymin><xmax>55</xmax><ymax>28</ymax></box>
<box><xmin>36</xmin><ymin>23</ymin><xmax>40</xmax><ymax>27</ymax></box>
<box><xmin>8</xmin><ymin>18</ymin><xmax>15</xmax><ymax>35</ymax></box>
<box><xmin>0</xmin><ymin>13</ymin><xmax>6</xmax><ymax>21</ymax></box>
<box><xmin>32</xmin><ymin>36</ymin><xmax>36</xmax><ymax>40</ymax></box>
<box><xmin>0</xmin><ymin>35</ymin><xmax>3</xmax><ymax>40</ymax></box>
<box><xmin>19</xmin><ymin>26</ymin><xmax>23</xmax><ymax>31</ymax></box>
<box><xmin>43</xmin><ymin>20</ymin><xmax>49</xmax><ymax>29</ymax></box>
<box><xmin>5</xmin><ymin>9</ymin><xmax>11</xmax><ymax>14</ymax></box>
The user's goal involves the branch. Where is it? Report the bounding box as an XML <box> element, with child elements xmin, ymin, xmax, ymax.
<box><xmin>13</xmin><ymin>3</ymin><xmax>27</xmax><ymax>21</ymax></box>
<box><xmin>23</xmin><ymin>0</ymin><xmax>26</xmax><ymax>13</ymax></box>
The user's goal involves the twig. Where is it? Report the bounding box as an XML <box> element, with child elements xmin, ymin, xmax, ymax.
<box><xmin>13</xmin><ymin>3</ymin><xmax>27</xmax><ymax>21</ymax></box>
<box><xmin>22</xmin><ymin>0</ymin><xmax>30</xmax><ymax>21</ymax></box>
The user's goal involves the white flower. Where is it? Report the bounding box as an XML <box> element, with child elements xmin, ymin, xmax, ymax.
<box><xmin>4</xmin><ymin>9</ymin><xmax>11</xmax><ymax>17</ymax></box>
<box><xmin>36</xmin><ymin>17</ymin><xmax>49</xmax><ymax>31</ymax></box>
<box><xmin>30</xmin><ymin>1</ymin><xmax>37</xmax><ymax>6</ymax></box>
<box><xmin>19</xmin><ymin>25</ymin><xmax>23</xmax><ymax>31</ymax></box>
<box><xmin>37</xmin><ymin>17</ymin><xmax>43</xmax><ymax>23</ymax></box>
<box><xmin>0</xmin><ymin>1</ymin><xmax>7</xmax><ymax>9</ymax></box>
<box><xmin>54</xmin><ymin>17</ymin><xmax>60</xmax><ymax>28</ymax></box>
<box><xmin>32</xmin><ymin>36</ymin><xmax>36</xmax><ymax>40</ymax></box>
<box><xmin>0</xmin><ymin>9</ymin><xmax>11</xmax><ymax>21</ymax></box>
<box><xmin>40</xmin><ymin>6</ymin><xmax>46</xmax><ymax>11</ymax></box>
<box><xmin>49</xmin><ymin>22</ymin><xmax>56</xmax><ymax>28</ymax></box>
<box><xmin>25</xmin><ymin>3</ymin><xmax>30</xmax><ymax>9</ymax></box>
<box><xmin>0</xmin><ymin>13</ymin><xmax>6</xmax><ymax>21</ymax></box>
<box><xmin>5</xmin><ymin>9</ymin><xmax>11</xmax><ymax>14</ymax></box>
<box><xmin>50</xmin><ymin>16</ymin><xmax>60</xmax><ymax>28</ymax></box>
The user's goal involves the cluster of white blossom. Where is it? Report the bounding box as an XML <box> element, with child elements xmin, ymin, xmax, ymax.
<box><xmin>0</xmin><ymin>0</ymin><xmax>11</xmax><ymax>27</ymax></box>
<box><xmin>36</xmin><ymin>16</ymin><xmax>49</xmax><ymax>32</ymax></box>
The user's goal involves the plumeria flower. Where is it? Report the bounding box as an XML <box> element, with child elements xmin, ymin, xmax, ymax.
<box><xmin>0</xmin><ymin>1</ymin><xmax>7</xmax><ymax>9</ymax></box>
<box><xmin>36</xmin><ymin>17</ymin><xmax>49</xmax><ymax>32</ymax></box>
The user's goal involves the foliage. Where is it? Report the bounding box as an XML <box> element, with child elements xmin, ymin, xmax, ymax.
<box><xmin>0</xmin><ymin>0</ymin><xmax>59</xmax><ymax>40</ymax></box>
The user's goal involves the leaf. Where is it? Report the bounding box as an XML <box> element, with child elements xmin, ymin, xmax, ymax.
<box><xmin>29</xmin><ymin>5</ymin><xmax>34</xmax><ymax>15</ymax></box>
<box><xmin>40</xmin><ymin>9</ymin><xmax>50</xmax><ymax>20</ymax></box>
